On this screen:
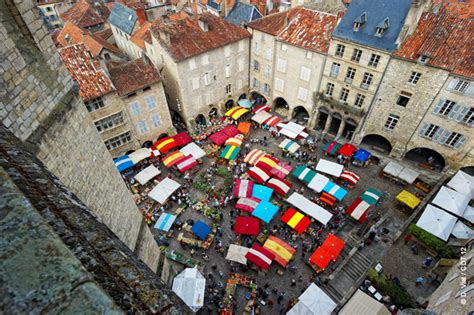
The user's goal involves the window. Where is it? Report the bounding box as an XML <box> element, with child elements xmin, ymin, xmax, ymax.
<box><xmin>340</xmin><ymin>88</ymin><xmax>349</xmax><ymax>102</ymax></box>
<box><xmin>281</xmin><ymin>43</ymin><xmax>287</xmax><ymax>51</ymax></box>
<box><xmin>237</xmin><ymin>79</ymin><xmax>243</xmax><ymax>90</ymax></box>
<box><xmin>142</xmin><ymin>86</ymin><xmax>151</xmax><ymax>92</ymax></box>
<box><xmin>454</xmin><ymin>80</ymin><xmax>469</xmax><ymax>93</ymax></box>
<box><xmin>354</xmin><ymin>94</ymin><xmax>365</xmax><ymax>107</ymax></box>
<box><xmin>306</xmin><ymin>51</ymin><xmax>312</xmax><ymax>59</ymax></box>
<box><xmin>189</xmin><ymin>58</ymin><xmax>196</xmax><ymax>70</ymax></box>
<box><xmin>84</xmin><ymin>97</ymin><xmax>105</xmax><ymax>112</ymax></box>
<box><xmin>423</xmin><ymin>124</ymin><xmax>440</xmax><ymax>139</ymax></box>
<box><xmin>263</xmin><ymin>83</ymin><xmax>270</xmax><ymax>94</ymax></box>
<box><xmin>462</xmin><ymin>107</ymin><xmax>474</xmax><ymax>126</ymax></box>
<box><xmin>144</xmin><ymin>95</ymin><xmax>156</xmax><ymax>110</ymax></box>
<box><xmin>238</xmin><ymin>40</ymin><xmax>244</xmax><ymax>52</ymax></box>
<box><xmin>265</xmin><ymin>48</ymin><xmax>272</xmax><ymax>60</ymax></box>
<box><xmin>152</xmin><ymin>113</ymin><xmax>161</xmax><ymax>128</ymax></box>
<box><xmin>238</xmin><ymin>58</ymin><xmax>244</xmax><ymax>72</ymax></box>
<box><xmin>253</xmin><ymin>60</ymin><xmax>260</xmax><ymax>71</ymax></box>
<box><xmin>330</xmin><ymin>63</ymin><xmax>340</xmax><ymax>78</ymax></box>
<box><xmin>94</xmin><ymin>112</ymin><xmax>124</xmax><ymax>132</ymax></box>
<box><xmin>138</xmin><ymin>120</ymin><xmax>148</xmax><ymax>134</ymax></box>
<box><xmin>438</xmin><ymin>100</ymin><xmax>456</xmax><ymax>116</ymax></box>
<box><xmin>202</xmin><ymin>54</ymin><xmax>209</xmax><ymax>65</ymax></box>
<box><xmin>105</xmin><ymin>131</ymin><xmax>132</xmax><ymax>150</ymax></box>
<box><xmin>225</xmin><ymin>84</ymin><xmax>232</xmax><ymax>94</ymax></box>
<box><xmin>127</xmin><ymin>92</ymin><xmax>137</xmax><ymax>98</ymax></box>
<box><xmin>104</xmin><ymin>53</ymin><xmax>110</xmax><ymax>60</ymax></box>
<box><xmin>191</xmin><ymin>77</ymin><xmax>200</xmax><ymax>90</ymax></box>
<box><xmin>335</xmin><ymin>44</ymin><xmax>345</xmax><ymax>57</ymax></box>
<box><xmin>353</xmin><ymin>22</ymin><xmax>361</xmax><ymax>31</ymax></box>
<box><xmin>254</xmin><ymin>42</ymin><xmax>260</xmax><ymax>54</ymax></box>
<box><xmin>375</xmin><ymin>27</ymin><xmax>385</xmax><ymax>36</ymax></box>
<box><xmin>396</xmin><ymin>91</ymin><xmax>412</xmax><ymax>107</ymax></box>
<box><xmin>345</xmin><ymin>67</ymin><xmax>356</xmax><ymax>83</ymax></box>
<box><xmin>444</xmin><ymin>132</ymin><xmax>463</xmax><ymax>147</ymax></box>
<box><xmin>384</xmin><ymin>114</ymin><xmax>399</xmax><ymax>130</ymax></box>
<box><xmin>252</xmin><ymin>78</ymin><xmax>260</xmax><ymax>88</ymax></box>
<box><xmin>130</xmin><ymin>101</ymin><xmax>141</xmax><ymax>116</ymax></box>
<box><xmin>361</xmin><ymin>72</ymin><xmax>373</xmax><ymax>89</ymax></box>
<box><xmin>275</xmin><ymin>78</ymin><xmax>284</xmax><ymax>92</ymax></box>
<box><xmin>264</xmin><ymin>65</ymin><xmax>271</xmax><ymax>77</ymax></box>
<box><xmin>408</xmin><ymin>71</ymin><xmax>421</xmax><ymax>84</ymax></box>
<box><xmin>368</xmin><ymin>54</ymin><xmax>381</xmax><ymax>68</ymax></box>
<box><xmin>300</xmin><ymin>66</ymin><xmax>311</xmax><ymax>82</ymax></box>
<box><xmin>276</xmin><ymin>58</ymin><xmax>287</xmax><ymax>73</ymax></box>
<box><xmin>204</xmin><ymin>72</ymin><xmax>210</xmax><ymax>86</ymax></box>
<box><xmin>297</xmin><ymin>87</ymin><xmax>308</xmax><ymax>101</ymax></box>
<box><xmin>224</xmin><ymin>46</ymin><xmax>231</xmax><ymax>57</ymax></box>
<box><xmin>419</xmin><ymin>55</ymin><xmax>429</xmax><ymax>64</ymax></box>
<box><xmin>225</xmin><ymin>64</ymin><xmax>230</xmax><ymax>78</ymax></box>
<box><xmin>325</xmin><ymin>83</ymin><xmax>334</xmax><ymax>97</ymax></box>
<box><xmin>46</xmin><ymin>7</ymin><xmax>53</xmax><ymax>12</ymax></box>
<box><xmin>351</xmin><ymin>49</ymin><xmax>362</xmax><ymax>62</ymax></box>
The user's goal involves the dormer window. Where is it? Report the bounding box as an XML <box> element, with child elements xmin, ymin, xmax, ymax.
<box><xmin>375</xmin><ymin>17</ymin><xmax>389</xmax><ymax>37</ymax></box>
<box><xmin>353</xmin><ymin>12</ymin><xmax>367</xmax><ymax>31</ymax></box>
<box><xmin>419</xmin><ymin>55</ymin><xmax>430</xmax><ymax>64</ymax></box>
<box><xmin>353</xmin><ymin>22</ymin><xmax>361</xmax><ymax>31</ymax></box>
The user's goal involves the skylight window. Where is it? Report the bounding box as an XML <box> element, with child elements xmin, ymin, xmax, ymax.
<box><xmin>375</xmin><ymin>17</ymin><xmax>389</xmax><ymax>37</ymax></box>
<box><xmin>353</xmin><ymin>12</ymin><xmax>367</xmax><ymax>31</ymax></box>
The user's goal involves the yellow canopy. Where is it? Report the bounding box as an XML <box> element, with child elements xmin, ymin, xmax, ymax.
<box><xmin>225</xmin><ymin>106</ymin><xmax>249</xmax><ymax>120</ymax></box>
<box><xmin>396</xmin><ymin>190</ymin><xmax>421</xmax><ymax>209</ymax></box>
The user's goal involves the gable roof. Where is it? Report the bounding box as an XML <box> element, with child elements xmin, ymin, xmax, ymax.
<box><xmin>60</xmin><ymin>0</ymin><xmax>107</xmax><ymax>29</ymax></box>
<box><xmin>225</xmin><ymin>2</ymin><xmax>262</xmax><ymax>26</ymax></box>
<box><xmin>394</xmin><ymin>3</ymin><xmax>474</xmax><ymax>78</ymax></box>
<box><xmin>332</xmin><ymin>0</ymin><xmax>412</xmax><ymax>52</ymax></box>
<box><xmin>108</xmin><ymin>3</ymin><xmax>138</xmax><ymax>35</ymax></box>
<box><xmin>130</xmin><ymin>22</ymin><xmax>151</xmax><ymax>49</ymax></box>
<box><xmin>94</xmin><ymin>28</ymin><xmax>113</xmax><ymax>41</ymax></box>
<box><xmin>247</xmin><ymin>8</ymin><xmax>299</xmax><ymax>35</ymax></box>
<box><xmin>59</xmin><ymin>44</ymin><xmax>114</xmax><ymax>101</ymax></box>
<box><xmin>150</xmin><ymin>13</ymin><xmax>250</xmax><ymax>62</ymax></box>
<box><xmin>55</xmin><ymin>22</ymin><xmax>121</xmax><ymax>57</ymax></box>
<box><xmin>108</xmin><ymin>59</ymin><xmax>162</xmax><ymax>96</ymax></box>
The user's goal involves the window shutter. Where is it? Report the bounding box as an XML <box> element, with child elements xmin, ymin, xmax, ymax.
<box><xmin>418</xmin><ymin>122</ymin><xmax>429</xmax><ymax>137</ymax></box>
<box><xmin>447</xmin><ymin>79</ymin><xmax>458</xmax><ymax>90</ymax></box>
<box><xmin>454</xmin><ymin>135</ymin><xmax>466</xmax><ymax>149</ymax></box>
<box><xmin>438</xmin><ymin>129</ymin><xmax>450</xmax><ymax>144</ymax></box>
<box><xmin>448</xmin><ymin>103</ymin><xmax>461</xmax><ymax>120</ymax></box>
<box><xmin>455</xmin><ymin>105</ymin><xmax>469</xmax><ymax>122</ymax></box>
<box><xmin>432</xmin><ymin>127</ymin><xmax>445</xmax><ymax>141</ymax></box>
<box><xmin>465</xmin><ymin>84</ymin><xmax>474</xmax><ymax>97</ymax></box>
<box><xmin>432</xmin><ymin>99</ymin><xmax>444</xmax><ymax>114</ymax></box>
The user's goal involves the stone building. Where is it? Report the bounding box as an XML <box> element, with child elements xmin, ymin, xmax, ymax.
<box><xmin>35</xmin><ymin>0</ymin><xmax>74</xmax><ymax>30</ymax></box>
<box><xmin>357</xmin><ymin>2</ymin><xmax>473</xmax><ymax>172</ymax></box>
<box><xmin>315</xmin><ymin>0</ymin><xmax>429</xmax><ymax>141</ymax></box>
<box><xmin>60</xmin><ymin>0</ymin><xmax>110</xmax><ymax>32</ymax></box>
<box><xmin>145</xmin><ymin>12</ymin><xmax>250</xmax><ymax>128</ymax></box>
<box><xmin>1</xmin><ymin>0</ymin><xmax>162</xmax><ymax>272</ymax></box>
<box><xmin>247</xmin><ymin>7</ymin><xmax>339</xmax><ymax>126</ymax></box>
<box><xmin>108</xmin><ymin>2</ymin><xmax>144</xmax><ymax>59</ymax></box>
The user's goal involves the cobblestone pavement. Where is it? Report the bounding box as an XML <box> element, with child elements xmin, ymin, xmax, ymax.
<box><xmin>137</xmin><ymin>119</ymin><xmax>437</xmax><ymax>314</ymax></box>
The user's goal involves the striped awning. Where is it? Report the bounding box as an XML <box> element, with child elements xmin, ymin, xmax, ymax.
<box><xmin>244</xmin><ymin>149</ymin><xmax>266</xmax><ymax>165</ymax></box>
<box><xmin>280</xmin><ymin>208</ymin><xmax>311</xmax><ymax>234</ymax></box>
<box><xmin>220</xmin><ymin>145</ymin><xmax>240</xmax><ymax>160</ymax></box>
<box><xmin>346</xmin><ymin>197</ymin><xmax>371</xmax><ymax>223</ymax></box>
<box><xmin>247</xmin><ymin>166</ymin><xmax>271</xmax><ymax>184</ymax></box>
<box><xmin>263</xmin><ymin>236</ymin><xmax>296</xmax><ymax>267</ymax></box>
<box><xmin>266</xmin><ymin>177</ymin><xmax>292</xmax><ymax>196</ymax></box>
<box><xmin>340</xmin><ymin>170</ymin><xmax>360</xmax><ymax>185</ymax></box>
<box><xmin>225</xmin><ymin>106</ymin><xmax>249</xmax><ymax>120</ymax></box>
<box><xmin>279</xmin><ymin>139</ymin><xmax>300</xmax><ymax>154</ymax></box>
<box><xmin>162</xmin><ymin>150</ymin><xmax>186</xmax><ymax>168</ymax></box>
<box><xmin>245</xmin><ymin>244</ymin><xmax>275</xmax><ymax>270</ymax></box>
<box><xmin>361</xmin><ymin>188</ymin><xmax>382</xmax><ymax>205</ymax></box>
<box><xmin>233</xmin><ymin>179</ymin><xmax>254</xmax><ymax>198</ymax></box>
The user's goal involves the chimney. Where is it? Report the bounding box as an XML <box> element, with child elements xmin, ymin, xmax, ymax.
<box><xmin>198</xmin><ymin>17</ymin><xmax>209</xmax><ymax>32</ymax></box>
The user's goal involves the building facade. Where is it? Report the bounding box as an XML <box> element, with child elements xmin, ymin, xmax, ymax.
<box><xmin>36</xmin><ymin>0</ymin><xmax>74</xmax><ymax>29</ymax></box>
<box><xmin>108</xmin><ymin>3</ymin><xmax>142</xmax><ymax>59</ymax></box>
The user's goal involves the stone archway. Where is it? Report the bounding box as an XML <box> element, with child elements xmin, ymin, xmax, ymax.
<box><xmin>251</xmin><ymin>91</ymin><xmax>266</xmax><ymax>105</ymax></box>
<box><xmin>292</xmin><ymin>106</ymin><xmax>310</xmax><ymax>125</ymax></box>
<box><xmin>209</xmin><ymin>107</ymin><xmax>218</xmax><ymax>118</ymax></box>
<box><xmin>316</xmin><ymin>107</ymin><xmax>329</xmax><ymax>130</ymax></box>
<box><xmin>142</xmin><ymin>140</ymin><xmax>153</xmax><ymax>148</ymax></box>
<box><xmin>328</xmin><ymin>113</ymin><xmax>342</xmax><ymax>135</ymax></box>
<box><xmin>195</xmin><ymin>114</ymin><xmax>206</xmax><ymax>126</ymax></box>
<box><xmin>404</xmin><ymin>147</ymin><xmax>446</xmax><ymax>171</ymax></box>
<box><xmin>361</xmin><ymin>134</ymin><xmax>392</xmax><ymax>154</ymax></box>
<box><xmin>171</xmin><ymin>110</ymin><xmax>187</xmax><ymax>131</ymax></box>
<box><xmin>343</xmin><ymin>118</ymin><xmax>358</xmax><ymax>140</ymax></box>
<box><xmin>274</xmin><ymin>97</ymin><xmax>289</xmax><ymax>116</ymax></box>
<box><xmin>225</xmin><ymin>99</ymin><xmax>235</xmax><ymax>111</ymax></box>
<box><xmin>239</xmin><ymin>93</ymin><xmax>247</xmax><ymax>100</ymax></box>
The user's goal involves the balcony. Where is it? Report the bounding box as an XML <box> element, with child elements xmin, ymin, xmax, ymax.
<box><xmin>315</xmin><ymin>92</ymin><xmax>366</xmax><ymax>117</ymax></box>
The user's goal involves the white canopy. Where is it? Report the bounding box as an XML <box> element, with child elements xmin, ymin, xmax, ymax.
<box><xmin>134</xmin><ymin>165</ymin><xmax>161</xmax><ymax>185</ymax></box>
<box><xmin>339</xmin><ymin>290</ymin><xmax>390</xmax><ymax>315</ymax></box>
<box><xmin>316</xmin><ymin>159</ymin><xmax>344</xmax><ymax>177</ymax></box>
<box><xmin>252</xmin><ymin>111</ymin><xmax>272</xmax><ymax>124</ymax></box>
<box><xmin>432</xmin><ymin>186</ymin><xmax>470</xmax><ymax>217</ymax></box>
<box><xmin>279</xmin><ymin>139</ymin><xmax>300</xmax><ymax>154</ymax></box>
<box><xmin>451</xmin><ymin>221</ymin><xmax>474</xmax><ymax>239</ymax></box>
<box><xmin>287</xmin><ymin>192</ymin><xmax>333</xmax><ymax>225</ymax></box>
<box><xmin>463</xmin><ymin>206</ymin><xmax>474</xmax><ymax>224</ymax></box>
<box><xmin>225</xmin><ymin>244</ymin><xmax>249</xmax><ymax>265</ymax></box>
<box><xmin>447</xmin><ymin>170</ymin><xmax>474</xmax><ymax>199</ymax></box>
<box><xmin>148</xmin><ymin>177</ymin><xmax>181</xmax><ymax>204</ymax></box>
<box><xmin>416</xmin><ymin>204</ymin><xmax>457</xmax><ymax>241</ymax></box>
<box><xmin>129</xmin><ymin>148</ymin><xmax>152</xmax><ymax>164</ymax></box>
<box><xmin>172</xmin><ymin>267</ymin><xmax>206</xmax><ymax>312</ymax></box>
<box><xmin>180</xmin><ymin>142</ymin><xmax>206</xmax><ymax>160</ymax></box>
<box><xmin>277</xmin><ymin>121</ymin><xmax>306</xmax><ymax>139</ymax></box>
<box><xmin>287</xmin><ymin>283</ymin><xmax>336</xmax><ymax>315</ymax></box>
<box><xmin>307</xmin><ymin>173</ymin><xmax>330</xmax><ymax>193</ymax></box>
<box><xmin>398</xmin><ymin>167</ymin><xmax>419</xmax><ymax>184</ymax></box>
<box><xmin>383</xmin><ymin>161</ymin><xmax>403</xmax><ymax>177</ymax></box>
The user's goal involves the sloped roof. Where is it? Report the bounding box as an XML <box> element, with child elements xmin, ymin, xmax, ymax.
<box><xmin>332</xmin><ymin>0</ymin><xmax>412</xmax><ymax>52</ymax></box>
<box><xmin>55</xmin><ymin>22</ymin><xmax>121</xmax><ymax>57</ymax></box>
<box><xmin>225</xmin><ymin>2</ymin><xmax>262</xmax><ymax>26</ymax></box>
<box><xmin>130</xmin><ymin>22</ymin><xmax>151</xmax><ymax>49</ymax></box>
<box><xmin>247</xmin><ymin>8</ymin><xmax>300</xmax><ymax>35</ymax></box>
<box><xmin>59</xmin><ymin>44</ymin><xmax>114</xmax><ymax>101</ymax></box>
<box><xmin>394</xmin><ymin>3</ymin><xmax>474</xmax><ymax>78</ymax></box>
<box><xmin>60</xmin><ymin>0</ymin><xmax>107</xmax><ymax>29</ymax></box>
<box><xmin>108</xmin><ymin>59</ymin><xmax>162</xmax><ymax>96</ymax></box>
<box><xmin>108</xmin><ymin>3</ymin><xmax>138</xmax><ymax>35</ymax></box>
<box><xmin>150</xmin><ymin>13</ymin><xmax>250</xmax><ymax>62</ymax></box>
<box><xmin>94</xmin><ymin>28</ymin><xmax>113</xmax><ymax>40</ymax></box>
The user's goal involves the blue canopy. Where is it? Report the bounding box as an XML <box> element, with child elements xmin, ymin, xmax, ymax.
<box><xmin>322</xmin><ymin>181</ymin><xmax>348</xmax><ymax>201</ymax></box>
<box><xmin>252</xmin><ymin>201</ymin><xmax>279</xmax><ymax>223</ymax></box>
<box><xmin>252</xmin><ymin>184</ymin><xmax>273</xmax><ymax>201</ymax></box>
<box><xmin>353</xmin><ymin>149</ymin><xmax>371</xmax><ymax>163</ymax></box>
<box><xmin>238</xmin><ymin>99</ymin><xmax>253</xmax><ymax>109</ymax></box>
<box><xmin>114</xmin><ymin>154</ymin><xmax>134</xmax><ymax>172</ymax></box>
<box><xmin>192</xmin><ymin>220</ymin><xmax>211</xmax><ymax>240</ymax></box>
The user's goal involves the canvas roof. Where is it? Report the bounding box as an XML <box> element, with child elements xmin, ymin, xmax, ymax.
<box><xmin>416</xmin><ymin>204</ymin><xmax>457</xmax><ymax>241</ymax></box>
<box><xmin>447</xmin><ymin>170</ymin><xmax>474</xmax><ymax>199</ymax></box>
<box><xmin>287</xmin><ymin>193</ymin><xmax>333</xmax><ymax>226</ymax></box>
<box><xmin>226</xmin><ymin>244</ymin><xmax>249</xmax><ymax>264</ymax></box>
<box><xmin>148</xmin><ymin>178</ymin><xmax>181</xmax><ymax>204</ymax></box>
<box><xmin>287</xmin><ymin>283</ymin><xmax>336</xmax><ymax>315</ymax></box>
<box><xmin>172</xmin><ymin>267</ymin><xmax>206</xmax><ymax>312</ymax></box>
<box><xmin>316</xmin><ymin>159</ymin><xmax>344</xmax><ymax>177</ymax></box>
<box><xmin>339</xmin><ymin>290</ymin><xmax>391</xmax><ymax>315</ymax></box>
<box><xmin>432</xmin><ymin>186</ymin><xmax>470</xmax><ymax>217</ymax></box>
<box><xmin>134</xmin><ymin>165</ymin><xmax>161</xmax><ymax>185</ymax></box>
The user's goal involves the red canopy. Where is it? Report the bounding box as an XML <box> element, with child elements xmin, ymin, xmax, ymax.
<box><xmin>153</xmin><ymin>136</ymin><xmax>177</xmax><ymax>154</ymax></box>
<box><xmin>253</xmin><ymin>105</ymin><xmax>271</xmax><ymax>113</ymax></box>
<box><xmin>247</xmin><ymin>166</ymin><xmax>271</xmax><ymax>184</ymax></box>
<box><xmin>309</xmin><ymin>247</ymin><xmax>333</xmax><ymax>270</ymax></box>
<box><xmin>234</xmin><ymin>216</ymin><xmax>260</xmax><ymax>235</ymax></box>
<box><xmin>208</xmin><ymin>125</ymin><xmax>240</xmax><ymax>145</ymax></box>
<box><xmin>320</xmin><ymin>192</ymin><xmax>337</xmax><ymax>207</ymax></box>
<box><xmin>245</xmin><ymin>244</ymin><xmax>275</xmax><ymax>270</ymax></box>
<box><xmin>173</xmin><ymin>132</ymin><xmax>192</xmax><ymax>147</ymax></box>
<box><xmin>266</xmin><ymin>177</ymin><xmax>292</xmax><ymax>196</ymax></box>
<box><xmin>280</xmin><ymin>208</ymin><xmax>311</xmax><ymax>234</ymax></box>
<box><xmin>322</xmin><ymin>233</ymin><xmax>345</xmax><ymax>260</ymax></box>
<box><xmin>338</xmin><ymin>144</ymin><xmax>357</xmax><ymax>157</ymax></box>
<box><xmin>221</xmin><ymin>125</ymin><xmax>240</xmax><ymax>137</ymax></box>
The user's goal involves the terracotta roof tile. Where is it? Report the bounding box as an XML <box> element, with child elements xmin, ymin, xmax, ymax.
<box><xmin>108</xmin><ymin>59</ymin><xmax>162</xmax><ymax>96</ymax></box>
<box><xmin>94</xmin><ymin>28</ymin><xmax>113</xmax><ymax>40</ymax></box>
<box><xmin>55</xmin><ymin>22</ymin><xmax>121</xmax><ymax>57</ymax></box>
<box><xmin>394</xmin><ymin>4</ymin><xmax>474</xmax><ymax>78</ymax></box>
<box><xmin>60</xmin><ymin>0</ymin><xmax>107</xmax><ymax>29</ymax></box>
<box><xmin>247</xmin><ymin>8</ymin><xmax>300</xmax><ymax>35</ymax></box>
<box><xmin>59</xmin><ymin>43</ymin><xmax>114</xmax><ymax>101</ymax></box>
<box><xmin>150</xmin><ymin>13</ymin><xmax>250</xmax><ymax>62</ymax></box>
<box><xmin>130</xmin><ymin>22</ymin><xmax>151</xmax><ymax>49</ymax></box>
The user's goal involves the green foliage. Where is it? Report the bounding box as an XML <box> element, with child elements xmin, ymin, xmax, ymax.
<box><xmin>216</xmin><ymin>167</ymin><xmax>229</xmax><ymax>177</ymax></box>
<box><xmin>408</xmin><ymin>224</ymin><xmax>455</xmax><ymax>258</ymax></box>
<box><xmin>367</xmin><ymin>269</ymin><xmax>415</xmax><ymax>309</ymax></box>
<box><xmin>192</xmin><ymin>181</ymin><xmax>212</xmax><ymax>193</ymax></box>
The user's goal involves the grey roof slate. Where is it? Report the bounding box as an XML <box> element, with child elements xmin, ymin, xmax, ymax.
<box><xmin>225</xmin><ymin>2</ymin><xmax>263</xmax><ymax>26</ymax></box>
<box><xmin>332</xmin><ymin>0</ymin><xmax>412</xmax><ymax>52</ymax></box>
<box><xmin>108</xmin><ymin>3</ymin><xmax>137</xmax><ymax>35</ymax></box>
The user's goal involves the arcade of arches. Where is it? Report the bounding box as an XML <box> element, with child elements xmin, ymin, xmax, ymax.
<box><xmin>361</xmin><ymin>134</ymin><xmax>393</xmax><ymax>154</ymax></box>
<box><xmin>404</xmin><ymin>147</ymin><xmax>446</xmax><ymax>172</ymax></box>
<box><xmin>315</xmin><ymin>107</ymin><xmax>358</xmax><ymax>141</ymax></box>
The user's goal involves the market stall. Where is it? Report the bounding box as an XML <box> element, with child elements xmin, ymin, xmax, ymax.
<box><xmin>225</xmin><ymin>106</ymin><xmax>249</xmax><ymax>120</ymax></box>
<box><xmin>307</xmin><ymin>173</ymin><xmax>330</xmax><ymax>192</ymax></box>
<box><xmin>338</xmin><ymin>143</ymin><xmax>357</xmax><ymax>158</ymax></box>
<box><xmin>447</xmin><ymin>170</ymin><xmax>474</xmax><ymax>198</ymax></box>
<box><xmin>244</xmin><ymin>149</ymin><xmax>266</xmax><ymax>165</ymax></box>
<box><xmin>208</xmin><ymin>125</ymin><xmax>240</xmax><ymax>145</ymax></box>
<box><xmin>322</xmin><ymin>181</ymin><xmax>348</xmax><ymax>201</ymax></box>
<box><xmin>339</xmin><ymin>290</ymin><xmax>390</xmax><ymax>315</ymax></box>
<box><xmin>279</xmin><ymin>139</ymin><xmax>300</xmax><ymax>154</ymax></box>
<box><xmin>451</xmin><ymin>221</ymin><xmax>474</xmax><ymax>239</ymax></box>
<box><xmin>129</xmin><ymin>148</ymin><xmax>152</xmax><ymax>164</ymax></box>
<box><xmin>340</xmin><ymin>170</ymin><xmax>360</xmax><ymax>186</ymax></box>
<box><xmin>225</xmin><ymin>134</ymin><xmax>244</xmax><ymax>147</ymax></box>
<box><xmin>266</xmin><ymin>177</ymin><xmax>292</xmax><ymax>196</ymax></box>
<box><xmin>316</xmin><ymin>159</ymin><xmax>344</xmax><ymax>177</ymax></box>
<box><xmin>396</xmin><ymin>190</ymin><xmax>421</xmax><ymax>210</ymax></box>
<box><xmin>237</xmin><ymin>122</ymin><xmax>251</xmax><ymax>135</ymax></box>
<box><xmin>236</xmin><ymin>197</ymin><xmax>261</xmax><ymax>213</ymax></box>
<box><xmin>173</xmin><ymin>131</ymin><xmax>192</xmax><ymax>147</ymax></box>
<box><xmin>252</xmin><ymin>201</ymin><xmax>279</xmax><ymax>223</ymax></box>
<box><xmin>114</xmin><ymin>154</ymin><xmax>134</xmax><ymax>172</ymax></box>
<box><xmin>432</xmin><ymin>186</ymin><xmax>469</xmax><ymax>217</ymax></box>
<box><xmin>252</xmin><ymin>184</ymin><xmax>274</xmax><ymax>201</ymax></box>
<box><xmin>233</xmin><ymin>179</ymin><xmax>254</xmax><ymax>198</ymax></box>
<box><xmin>361</xmin><ymin>188</ymin><xmax>383</xmax><ymax>205</ymax></box>
<box><xmin>238</xmin><ymin>98</ymin><xmax>252</xmax><ymax>109</ymax></box>
<box><xmin>220</xmin><ymin>145</ymin><xmax>240</xmax><ymax>160</ymax></box>
<box><xmin>323</xmin><ymin>141</ymin><xmax>342</xmax><ymax>156</ymax></box>
<box><xmin>226</xmin><ymin>245</ymin><xmax>249</xmax><ymax>265</ymax></box>
<box><xmin>252</xmin><ymin>111</ymin><xmax>272</xmax><ymax>125</ymax></box>
<box><xmin>179</xmin><ymin>142</ymin><xmax>206</xmax><ymax>159</ymax></box>
<box><xmin>280</xmin><ymin>208</ymin><xmax>311</xmax><ymax>234</ymax></box>
<box><xmin>322</xmin><ymin>234</ymin><xmax>345</xmax><ymax>260</ymax></box>
<box><xmin>263</xmin><ymin>235</ymin><xmax>296</xmax><ymax>267</ymax></box>
<box><xmin>346</xmin><ymin>197</ymin><xmax>371</xmax><ymax>223</ymax></box>
<box><xmin>319</xmin><ymin>192</ymin><xmax>337</xmax><ymax>207</ymax></box>
<box><xmin>270</xmin><ymin>161</ymin><xmax>293</xmax><ymax>179</ymax></box>
<box><xmin>292</xmin><ymin>165</ymin><xmax>317</xmax><ymax>184</ymax></box>
<box><xmin>287</xmin><ymin>283</ymin><xmax>337</xmax><ymax>315</ymax></box>
<box><xmin>134</xmin><ymin>165</ymin><xmax>161</xmax><ymax>185</ymax></box>
<box><xmin>247</xmin><ymin>166</ymin><xmax>271</xmax><ymax>184</ymax></box>
<box><xmin>192</xmin><ymin>220</ymin><xmax>212</xmax><ymax>241</ymax></box>
<box><xmin>154</xmin><ymin>213</ymin><xmax>177</xmax><ymax>231</ymax></box>
<box><xmin>172</xmin><ymin>267</ymin><xmax>206</xmax><ymax>313</ymax></box>
<box><xmin>353</xmin><ymin>148</ymin><xmax>371</xmax><ymax>167</ymax></box>
<box><xmin>416</xmin><ymin>204</ymin><xmax>457</xmax><ymax>241</ymax></box>
<box><xmin>148</xmin><ymin>178</ymin><xmax>181</xmax><ymax>204</ymax></box>
<box><xmin>176</xmin><ymin>155</ymin><xmax>199</xmax><ymax>173</ymax></box>
<box><xmin>252</xmin><ymin>105</ymin><xmax>271</xmax><ymax>113</ymax></box>
<box><xmin>154</xmin><ymin>136</ymin><xmax>177</xmax><ymax>154</ymax></box>
<box><xmin>162</xmin><ymin>150</ymin><xmax>186</xmax><ymax>168</ymax></box>
<box><xmin>256</xmin><ymin>155</ymin><xmax>279</xmax><ymax>171</ymax></box>
<box><xmin>234</xmin><ymin>216</ymin><xmax>260</xmax><ymax>235</ymax></box>
<box><xmin>264</xmin><ymin>115</ymin><xmax>281</xmax><ymax>126</ymax></box>
<box><xmin>309</xmin><ymin>247</ymin><xmax>333</xmax><ymax>271</ymax></box>
<box><xmin>277</xmin><ymin>121</ymin><xmax>308</xmax><ymax>139</ymax></box>
<box><xmin>287</xmin><ymin>193</ymin><xmax>333</xmax><ymax>226</ymax></box>
<box><xmin>245</xmin><ymin>244</ymin><xmax>275</xmax><ymax>270</ymax></box>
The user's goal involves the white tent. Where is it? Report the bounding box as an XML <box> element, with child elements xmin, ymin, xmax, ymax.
<box><xmin>277</xmin><ymin>121</ymin><xmax>306</xmax><ymax>139</ymax></box>
<box><xmin>153</xmin><ymin>213</ymin><xmax>177</xmax><ymax>231</ymax></box>
<box><xmin>279</xmin><ymin>139</ymin><xmax>300</xmax><ymax>154</ymax></box>
<box><xmin>416</xmin><ymin>204</ymin><xmax>457</xmax><ymax>241</ymax></box>
<box><xmin>339</xmin><ymin>290</ymin><xmax>390</xmax><ymax>315</ymax></box>
<box><xmin>148</xmin><ymin>177</ymin><xmax>181</xmax><ymax>204</ymax></box>
<box><xmin>172</xmin><ymin>267</ymin><xmax>206</xmax><ymax>312</ymax></box>
<box><xmin>307</xmin><ymin>173</ymin><xmax>330</xmax><ymax>193</ymax></box>
<box><xmin>398</xmin><ymin>167</ymin><xmax>419</xmax><ymax>184</ymax></box>
<box><xmin>447</xmin><ymin>170</ymin><xmax>474</xmax><ymax>199</ymax></box>
<box><xmin>287</xmin><ymin>192</ymin><xmax>333</xmax><ymax>225</ymax></box>
<box><xmin>463</xmin><ymin>206</ymin><xmax>474</xmax><ymax>224</ymax></box>
<box><xmin>432</xmin><ymin>186</ymin><xmax>470</xmax><ymax>217</ymax></box>
<box><xmin>287</xmin><ymin>283</ymin><xmax>336</xmax><ymax>315</ymax></box>
<box><xmin>252</xmin><ymin>111</ymin><xmax>272</xmax><ymax>124</ymax></box>
<box><xmin>134</xmin><ymin>165</ymin><xmax>161</xmax><ymax>185</ymax></box>
<box><xmin>179</xmin><ymin>142</ymin><xmax>206</xmax><ymax>160</ymax></box>
<box><xmin>316</xmin><ymin>159</ymin><xmax>344</xmax><ymax>177</ymax></box>
<box><xmin>451</xmin><ymin>221</ymin><xmax>474</xmax><ymax>239</ymax></box>
<box><xmin>129</xmin><ymin>148</ymin><xmax>152</xmax><ymax>164</ymax></box>
<box><xmin>225</xmin><ymin>244</ymin><xmax>249</xmax><ymax>265</ymax></box>
<box><xmin>383</xmin><ymin>161</ymin><xmax>403</xmax><ymax>177</ymax></box>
